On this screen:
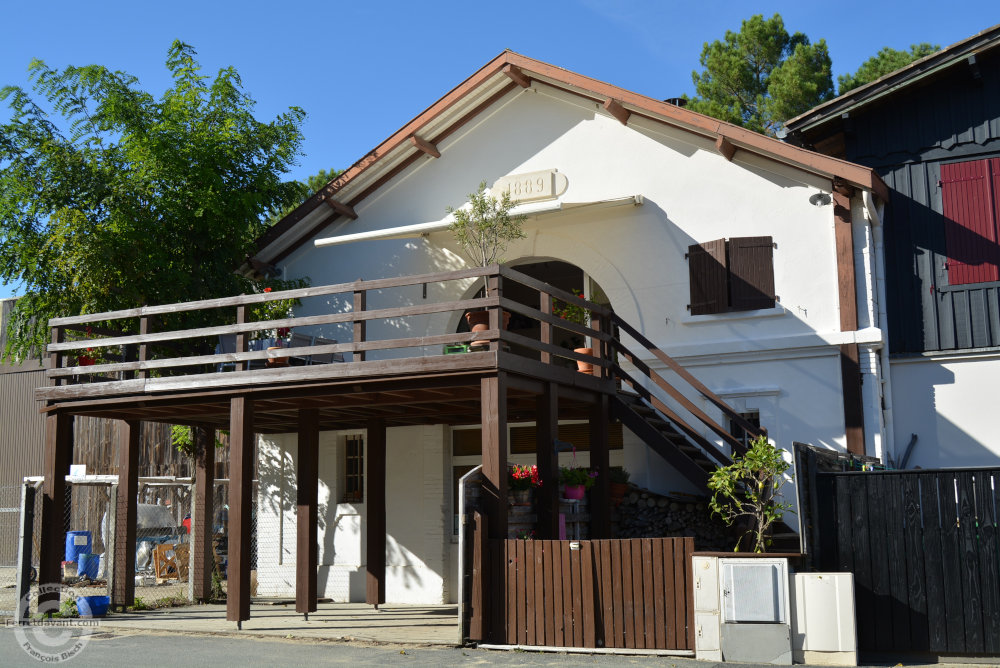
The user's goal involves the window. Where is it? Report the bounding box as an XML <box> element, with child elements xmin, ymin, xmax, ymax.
<box><xmin>687</xmin><ymin>237</ymin><xmax>775</xmax><ymax>315</ymax></box>
<box><xmin>940</xmin><ymin>158</ymin><xmax>1000</xmax><ymax>286</ymax></box>
<box><xmin>728</xmin><ymin>410</ymin><xmax>761</xmax><ymax>449</ymax></box>
<box><xmin>342</xmin><ymin>435</ymin><xmax>364</xmax><ymax>503</ymax></box>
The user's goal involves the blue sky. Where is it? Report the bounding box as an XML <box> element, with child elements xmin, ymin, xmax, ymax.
<box><xmin>1</xmin><ymin>0</ymin><xmax>997</xmax><ymax>300</ymax></box>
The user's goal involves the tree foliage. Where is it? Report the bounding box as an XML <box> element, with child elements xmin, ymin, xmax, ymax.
<box><xmin>447</xmin><ymin>181</ymin><xmax>526</xmax><ymax>294</ymax></box>
<box><xmin>266</xmin><ymin>167</ymin><xmax>342</xmax><ymax>226</ymax></box>
<box><xmin>686</xmin><ymin>13</ymin><xmax>833</xmax><ymax>135</ymax></box>
<box><xmin>837</xmin><ymin>43</ymin><xmax>940</xmax><ymax>94</ymax></box>
<box><xmin>0</xmin><ymin>41</ymin><xmax>307</xmax><ymax>362</ymax></box>
<box><xmin>708</xmin><ymin>435</ymin><xmax>793</xmax><ymax>553</ymax></box>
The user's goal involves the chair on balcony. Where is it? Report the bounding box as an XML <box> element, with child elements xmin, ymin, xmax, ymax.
<box><xmin>288</xmin><ymin>333</ymin><xmax>314</xmax><ymax>365</ymax></box>
<box><xmin>311</xmin><ymin>336</ymin><xmax>344</xmax><ymax>364</ymax></box>
<box><xmin>217</xmin><ymin>334</ymin><xmax>237</xmax><ymax>372</ymax></box>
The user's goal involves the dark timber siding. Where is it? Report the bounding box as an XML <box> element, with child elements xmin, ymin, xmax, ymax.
<box><xmin>837</xmin><ymin>48</ymin><xmax>1000</xmax><ymax>354</ymax></box>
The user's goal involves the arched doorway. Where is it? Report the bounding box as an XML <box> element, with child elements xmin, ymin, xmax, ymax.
<box><xmin>456</xmin><ymin>258</ymin><xmax>611</xmax><ymax>368</ymax></box>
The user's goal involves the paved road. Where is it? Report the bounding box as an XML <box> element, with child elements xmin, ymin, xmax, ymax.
<box><xmin>0</xmin><ymin>628</ymin><xmax>976</xmax><ymax>667</ymax></box>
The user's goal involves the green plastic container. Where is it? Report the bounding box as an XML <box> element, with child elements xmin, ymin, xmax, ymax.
<box><xmin>443</xmin><ymin>344</ymin><xmax>469</xmax><ymax>355</ymax></box>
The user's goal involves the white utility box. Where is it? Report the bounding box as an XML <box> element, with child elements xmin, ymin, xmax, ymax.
<box><xmin>790</xmin><ymin>572</ymin><xmax>857</xmax><ymax>666</ymax></box>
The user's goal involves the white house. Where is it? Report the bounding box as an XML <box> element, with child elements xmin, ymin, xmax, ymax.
<box><xmin>248</xmin><ymin>52</ymin><xmax>889</xmax><ymax>604</ymax></box>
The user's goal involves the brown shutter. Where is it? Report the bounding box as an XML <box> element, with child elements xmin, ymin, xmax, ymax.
<box><xmin>688</xmin><ymin>239</ymin><xmax>728</xmax><ymax>315</ymax></box>
<box><xmin>728</xmin><ymin>236</ymin><xmax>775</xmax><ymax>311</ymax></box>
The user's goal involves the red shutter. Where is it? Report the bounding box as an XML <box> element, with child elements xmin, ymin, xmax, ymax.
<box><xmin>728</xmin><ymin>236</ymin><xmax>776</xmax><ymax>311</ymax></box>
<box><xmin>941</xmin><ymin>159</ymin><xmax>1000</xmax><ymax>286</ymax></box>
<box><xmin>688</xmin><ymin>239</ymin><xmax>728</xmax><ymax>315</ymax></box>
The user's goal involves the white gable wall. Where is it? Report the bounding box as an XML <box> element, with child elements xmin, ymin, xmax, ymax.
<box><xmin>255</xmin><ymin>83</ymin><xmax>885</xmax><ymax>603</ymax></box>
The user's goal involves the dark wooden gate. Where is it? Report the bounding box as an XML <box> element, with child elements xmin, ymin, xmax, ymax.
<box><xmin>467</xmin><ymin>513</ymin><xmax>694</xmax><ymax>649</ymax></box>
<box><xmin>814</xmin><ymin>468</ymin><xmax>1000</xmax><ymax>656</ymax></box>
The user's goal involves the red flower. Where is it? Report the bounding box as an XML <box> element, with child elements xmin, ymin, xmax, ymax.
<box><xmin>263</xmin><ymin>287</ymin><xmax>273</xmax><ymax>293</ymax></box>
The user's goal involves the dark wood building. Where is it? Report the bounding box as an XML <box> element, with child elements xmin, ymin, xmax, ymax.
<box><xmin>785</xmin><ymin>24</ymin><xmax>1000</xmax><ymax>468</ymax></box>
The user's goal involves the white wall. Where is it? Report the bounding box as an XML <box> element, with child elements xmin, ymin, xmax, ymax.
<box><xmin>256</xmin><ymin>426</ymin><xmax>452</xmax><ymax>603</ymax></box>
<box><xmin>890</xmin><ymin>352</ymin><xmax>1000</xmax><ymax>468</ymax></box>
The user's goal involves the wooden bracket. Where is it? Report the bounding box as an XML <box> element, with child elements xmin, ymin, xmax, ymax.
<box><xmin>603</xmin><ymin>98</ymin><xmax>630</xmax><ymax>125</ymax></box>
<box><xmin>715</xmin><ymin>136</ymin><xmax>736</xmax><ymax>162</ymax></box>
<box><xmin>324</xmin><ymin>198</ymin><xmax>358</xmax><ymax>220</ymax></box>
<box><xmin>409</xmin><ymin>135</ymin><xmax>441</xmax><ymax>158</ymax></box>
<box><xmin>832</xmin><ymin>179</ymin><xmax>855</xmax><ymax>198</ymax></box>
<box><xmin>502</xmin><ymin>64</ymin><xmax>530</xmax><ymax>88</ymax></box>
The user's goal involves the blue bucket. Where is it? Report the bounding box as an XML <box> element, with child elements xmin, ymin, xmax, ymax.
<box><xmin>65</xmin><ymin>531</ymin><xmax>92</xmax><ymax>563</ymax></box>
<box><xmin>77</xmin><ymin>553</ymin><xmax>99</xmax><ymax>579</ymax></box>
<box><xmin>76</xmin><ymin>595</ymin><xmax>109</xmax><ymax>618</ymax></box>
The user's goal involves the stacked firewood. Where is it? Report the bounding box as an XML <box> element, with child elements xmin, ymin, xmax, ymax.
<box><xmin>613</xmin><ymin>487</ymin><xmax>737</xmax><ymax>551</ymax></box>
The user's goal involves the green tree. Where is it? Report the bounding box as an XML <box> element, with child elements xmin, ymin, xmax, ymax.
<box><xmin>708</xmin><ymin>435</ymin><xmax>793</xmax><ymax>553</ymax></box>
<box><xmin>837</xmin><ymin>43</ymin><xmax>940</xmax><ymax>94</ymax></box>
<box><xmin>687</xmin><ymin>13</ymin><xmax>833</xmax><ymax>136</ymax></box>
<box><xmin>0</xmin><ymin>41</ymin><xmax>307</xmax><ymax>362</ymax></box>
<box><xmin>266</xmin><ymin>167</ymin><xmax>342</xmax><ymax>226</ymax></box>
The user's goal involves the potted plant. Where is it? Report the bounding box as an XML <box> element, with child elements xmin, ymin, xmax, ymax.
<box><xmin>447</xmin><ymin>180</ymin><xmax>526</xmax><ymax>346</ymax></box>
<box><xmin>251</xmin><ymin>284</ymin><xmax>302</xmax><ymax>365</ymax></box>
<box><xmin>707</xmin><ymin>434</ymin><xmax>793</xmax><ymax>553</ymax></box>
<box><xmin>559</xmin><ymin>466</ymin><xmax>598</xmax><ymax>500</ymax></box>
<box><xmin>552</xmin><ymin>289</ymin><xmax>593</xmax><ymax>372</ymax></box>
<box><xmin>609</xmin><ymin>466</ymin><xmax>630</xmax><ymax>506</ymax></box>
<box><xmin>508</xmin><ymin>464</ymin><xmax>541</xmax><ymax>505</ymax></box>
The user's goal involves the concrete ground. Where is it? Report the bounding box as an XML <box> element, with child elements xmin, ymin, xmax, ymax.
<box><xmin>95</xmin><ymin>601</ymin><xmax>463</xmax><ymax>645</ymax></box>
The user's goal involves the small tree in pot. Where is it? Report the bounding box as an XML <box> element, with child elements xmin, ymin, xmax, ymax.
<box><xmin>708</xmin><ymin>435</ymin><xmax>793</xmax><ymax>553</ymax></box>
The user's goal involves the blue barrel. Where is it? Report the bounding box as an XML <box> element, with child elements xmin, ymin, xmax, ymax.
<box><xmin>65</xmin><ymin>531</ymin><xmax>92</xmax><ymax>563</ymax></box>
<box><xmin>76</xmin><ymin>595</ymin><xmax>109</xmax><ymax>618</ymax></box>
<box><xmin>77</xmin><ymin>553</ymin><xmax>99</xmax><ymax>579</ymax></box>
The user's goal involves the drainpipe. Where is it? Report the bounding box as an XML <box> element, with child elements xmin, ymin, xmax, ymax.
<box><xmin>864</xmin><ymin>191</ymin><xmax>896</xmax><ymax>466</ymax></box>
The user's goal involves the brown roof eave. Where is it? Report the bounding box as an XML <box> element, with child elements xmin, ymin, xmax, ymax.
<box><xmin>258</xmin><ymin>51</ymin><xmax>889</xmax><ymax>257</ymax></box>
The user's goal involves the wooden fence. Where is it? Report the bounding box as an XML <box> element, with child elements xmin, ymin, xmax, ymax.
<box><xmin>469</xmin><ymin>513</ymin><xmax>694</xmax><ymax>650</ymax></box>
<box><xmin>814</xmin><ymin>468</ymin><xmax>1000</xmax><ymax>656</ymax></box>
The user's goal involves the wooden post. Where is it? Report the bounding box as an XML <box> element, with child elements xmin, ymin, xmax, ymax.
<box><xmin>535</xmin><ymin>383</ymin><xmax>559</xmax><ymax>539</ymax></box>
<box><xmin>539</xmin><ymin>292</ymin><xmax>552</xmax><ymax>365</ymax></box>
<box><xmin>227</xmin><ymin>397</ymin><xmax>254</xmax><ymax>624</ymax></box>
<box><xmin>487</xmin><ymin>275</ymin><xmax>502</xmax><ymax>352</ymax></box>
<box><xmin>590</xmin><ymin>395</ymin><xmax>611</xmax><ymax>538</ymax></box>
<box><xmin>235</xmin><ymin>306</ymin><xmax>248</xmax><ymax>371</ymax></box>
<box><xmin>469</xmin><ymin>510</ymin><xmax>489</xmax><ymax>641</ymax></box>
<box><xmin>112</xmin><ymin>419</ymin><xmax>140</xmax><ymax>609</ymax></box>
<box><xmin>191</xmin><ymin>426</ymin><xmax>215</xmax><ymax>602</ymax></box>
<box><xmin>833</xmin><ymin>188</ymin><xmax>865</xmax><ymax>455</ymax></box>
<box><xmin>481</xmin><ymin>374</ymin><xmax>508</xmax><ymax>539</ymax></box>
<box><xmin>137</xmin><ymin>315</ymin><xmax>150</xmax><ymax>380</ymax></box>
<box><xmin>296</xmin><ymin>409</ymin><xmax>319</xmax><ymax>614</ymax></box>
<box><xmin>38</xmin><ymin>413</ymin><xmax>72</xmax><ymax>613</ymax></box>
<box><xmin>15</xmin><ymin>483</ymin><xmax>36</xmax><ymax>624</ymax></box>
<box><xmin>366</xmin><ymin>417</ymin><xmax>386</xmax><ymax>607</ymax></box>
<box><xmin>353</xmin><ymin>286</ymin><xmax>366</xmax><ymax>362</ymax></box>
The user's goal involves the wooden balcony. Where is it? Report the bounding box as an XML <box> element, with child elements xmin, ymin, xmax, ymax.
<box><xmin>37</xmin><ymin>266</ymin><xmax>616</xmax><ymax>431</ymax></box>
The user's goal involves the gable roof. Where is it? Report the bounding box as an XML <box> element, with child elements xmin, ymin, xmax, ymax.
<box><xmin>785</xmin><ymin>23</ymin><xmax>1000</xmax><ymax>135</ymax></box>
<box><xmin>256</xmin><ymin>51</ymin><xmax>887</xmax><ymax>264</ymax></box>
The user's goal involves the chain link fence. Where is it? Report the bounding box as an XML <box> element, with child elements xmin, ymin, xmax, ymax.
<box><xmin>2</xmin><ymin>477</ymin><xmax>273</xmax><ymax>618</ymax></box>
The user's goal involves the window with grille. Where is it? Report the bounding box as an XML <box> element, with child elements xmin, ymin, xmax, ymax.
<box><xmin>688</xmin><ymin>237</ymin><xmax>775</xmax><ymax>314</ymax></box>
<box><xmin>940</xmin><ymin>158</ymin><xmax>1000</xmax><ymax>286</ymax></box>
<box><xmin>343</xmin><ymin>435</ymin><xmax>364</xmax><ymax>503</ymax></box>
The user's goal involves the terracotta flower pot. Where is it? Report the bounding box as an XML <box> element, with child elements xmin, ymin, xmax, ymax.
<box><xmin>609</xmin><ymin>482</ymin><xmax>628</xmax><ymax>506</ymax></box>
<box><xmin>574</xmin><ymin>347</ymin><xmax>594</xmax><ymax>374</ymax></box>
<box><xmin>466</xmin><ymin>310</ymin><xmax>511</xmax><ymax>348</ymax></box>
<box><xmin>267</xmin><ymin>346</ymin><xmax>288</xmax><ymax>366</ymax></box>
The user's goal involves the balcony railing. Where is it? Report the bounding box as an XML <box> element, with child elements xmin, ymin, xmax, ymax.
<box><xmin>42</xmin><ymin>266</ymin><xmax>613</xmax><ymax>397</ymax></box>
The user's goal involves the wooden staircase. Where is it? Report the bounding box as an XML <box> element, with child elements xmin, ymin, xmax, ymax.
<box><xmin>606</xmin><ymin>313</ymin><xmax>799</xmax><ymax>549</ymax></box>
